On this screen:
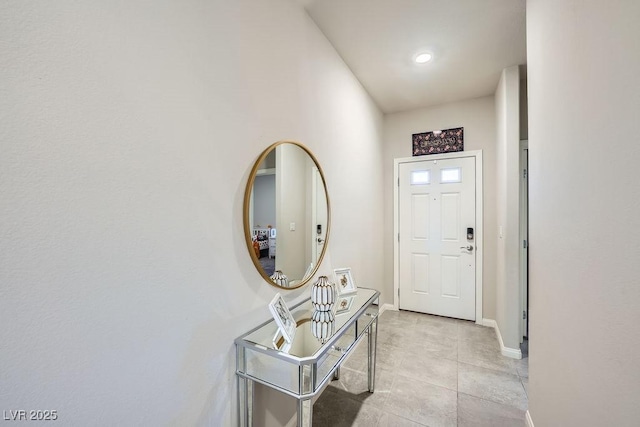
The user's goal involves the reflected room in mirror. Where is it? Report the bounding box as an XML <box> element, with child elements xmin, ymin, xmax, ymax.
<box><xmin>244</xmin><ymin>141</ymin><xmax>330</xmax><ymax>289</ymax></box>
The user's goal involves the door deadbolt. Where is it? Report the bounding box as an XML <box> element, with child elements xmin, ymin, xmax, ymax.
<box><xmin>467</xmin><ymin>227</ymin><xmax>474</xmax><ymax>240</ymax></box>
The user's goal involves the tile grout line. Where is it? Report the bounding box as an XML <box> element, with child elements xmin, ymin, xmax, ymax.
<box><xmin>458</xmin><ymin>391</ymin><xmax>529</xmax><ymax>415</ymax></box>
<box><xmin>457</xmin><ymin>360</ymin><xmax>520</xmax><ymax>377</ymax></box>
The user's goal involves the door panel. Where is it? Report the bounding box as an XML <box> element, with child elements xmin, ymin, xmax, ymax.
<box><xmin>412</xmin><ymin>195</ymin><xmax>430</xmax><ymax>240</ymax></box>
<box><xmin>399</xmin><ymin>156</ymin><xmax>476</xmax><ymax>320</ymax></box>
<box><xmin>412</xmin><ymin>253</ymin><xmax>430</xmax><ymax>294</ymax></box>
<box><xmin>441</xmin><ymin>256</ymin><xmax>460</xmax><ymax>298</ymax></box>
<box><xmin>441</xmin><ymin>193</ymin><xmax>460</xmax><ymax>241</ymax></box>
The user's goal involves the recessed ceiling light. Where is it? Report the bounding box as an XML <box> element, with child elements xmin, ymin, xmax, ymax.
<box><xmin>414</xmin><ymin>52</ymin><xmax>433</xmax><ymax>64</ymax></box>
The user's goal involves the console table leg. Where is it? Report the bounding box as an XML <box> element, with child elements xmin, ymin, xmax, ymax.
<box><xmin>297</xmin><ymin>398</ymin><xmax>312</xmax><ymax>427</ymax></box>
<box><xmin>367</xmin><ymin>317</ymin><xmax>378</xmax><ymax>392</ymax></box>
<box><xmin>237</xmin><ymin>377</ymin><xmax>253</xmax><ymax>427</ymax></box>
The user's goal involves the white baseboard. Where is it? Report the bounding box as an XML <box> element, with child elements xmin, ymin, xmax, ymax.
<box><xmin>482</xmin><ymin>318</ymin><xmax>522</xmax><ymax>359</ymax></box>
<box><xmin>525</xmin><ymin>410</ymin><xmax>534</xmax><ymax>427</ymax></box>
<box><xmin>379</xmin><ymin>303</ymin><xmax>395</xmax><ymax>315</ymax></box>
<box><xmin>481</xmin><ymin>318</ymin><xmax>497</xmax><ymax>328</ymax></box>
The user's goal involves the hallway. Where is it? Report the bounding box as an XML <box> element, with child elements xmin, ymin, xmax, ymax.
<box><xmin>313</xmin><ymin>310</ymin><xmax>528</xmax><ymax>426</ymax></box>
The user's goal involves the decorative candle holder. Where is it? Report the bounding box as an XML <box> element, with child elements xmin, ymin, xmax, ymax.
<box><xmin>311</xmin><ymin>309</ymin><xmax>335</xmax><ymax>344</ymax></box>
<box><xmin>310</xmin><ymin>275</ymin><xmax>335</xmax><ymax>311</ymax></box>
<box><xmin>270</xmin><ymin>270</ymin><xmax>288</xmax><ymax>287</ymax></box>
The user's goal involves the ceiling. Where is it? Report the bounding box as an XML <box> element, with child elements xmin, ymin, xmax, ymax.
<box><xmin>297</xmin><ymin>0</ymin><xmax>527</xmax><ymax>114</ymax></box>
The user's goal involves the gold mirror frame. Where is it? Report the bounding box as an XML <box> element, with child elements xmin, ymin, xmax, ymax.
<box><xmin>243</xmin><ymin>140</ymin><xmax>331</xmax><ymax>289</ymax></box>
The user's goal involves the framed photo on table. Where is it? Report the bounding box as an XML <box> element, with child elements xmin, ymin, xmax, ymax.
<box><xmin>333</xmin><ymin>267</ymin><xmax>357</xmax><ymax>295</ymax></box>
<box><xmin>335</xmin><ymin>295</ymin><xmax>355</xmax><ymax>314</ymax></box>
<box><xmin>268</xmin><ymin>293</ymin><xmax>296</xmax><ymax>344</ymax></box>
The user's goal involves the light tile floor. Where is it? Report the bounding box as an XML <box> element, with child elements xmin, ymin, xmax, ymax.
<box><xmin>312</xmin><ymin>309</ymin><xmax>529</xmax><ymax>426</ymax></box>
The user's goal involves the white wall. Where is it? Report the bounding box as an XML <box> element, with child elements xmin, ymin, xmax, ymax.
<box><xmin>383</xmin><ymin>96</ymin><xmax>497</xmax><ymax>317</ymax></box>
<box><xmin>527</xmin><ymin>0</ymin><xmax>640</xmax><ymax>424</ymax></box>
<box><xmin>0</xmin><ymin>1</ymin><xmax>384</xmax><ymax>425</ymax></box>
<box><xmin>494</xmin><ymin>65</ymin><xmax>522</xmax><ymax>352</ymax></box>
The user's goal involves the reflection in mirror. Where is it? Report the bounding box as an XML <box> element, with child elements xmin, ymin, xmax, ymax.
<box><xmin>244</xmin><ymin>141</ymin><xmax>330</xmax><ymax>289</ymax></box>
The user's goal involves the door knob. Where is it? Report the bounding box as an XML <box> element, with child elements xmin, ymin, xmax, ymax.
<box><xmin>460</xmin><ymin>245</ymin><xmax>474</xmax><ymax>251</ymax></box>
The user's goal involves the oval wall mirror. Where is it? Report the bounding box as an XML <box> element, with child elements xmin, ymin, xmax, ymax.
<box><xmin>243</xmin><ymin>141</ymin><xmax>331</xmax><ymax>289</ymax></box>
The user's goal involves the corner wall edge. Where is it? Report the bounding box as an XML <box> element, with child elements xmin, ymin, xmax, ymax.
<box><xmin>482</xmin><ymin>318</ymin><xmax>522</xmax><ymax>359</ymax></box>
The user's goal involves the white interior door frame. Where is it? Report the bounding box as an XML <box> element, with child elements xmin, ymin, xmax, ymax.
<box><xmin>394</xmin><ymin>150</ymin><xmax>484</xmax><ymax>325</ymax></box>
<box><xmin>520</xmin><ymin>140</ymin><xmax>529</xmax><ymax>340</ymax></box>
<box><xmin>311</xmin><ymin>166</ymin><xmax>325</xmax><ymax>266</ymax></box>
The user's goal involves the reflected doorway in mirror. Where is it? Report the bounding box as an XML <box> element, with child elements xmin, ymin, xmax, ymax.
<box><xmin>243</xmin><ymin>141</ymin><xmax>331</xmax><ymax>290</ymax></box>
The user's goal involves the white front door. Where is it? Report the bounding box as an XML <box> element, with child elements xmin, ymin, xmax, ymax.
<box><xmin>398</xmin><ymin>156</ymin><xmax>476</xmax><ymax>320</ymax></box>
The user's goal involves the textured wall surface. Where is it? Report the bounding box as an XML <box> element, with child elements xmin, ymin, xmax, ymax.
<box><xmin>527</xmin><ymin>0</ymin><xmax>640</xmax><ymax>424</ymax></box>
<box><xmin>0</xmin><ymin>1</ymin><xmax>384</xmax><ymax>425</ymax></box>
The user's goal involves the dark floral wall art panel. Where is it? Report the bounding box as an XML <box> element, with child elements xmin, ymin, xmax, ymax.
<box><xmin>412</xmin><ymin>127</ymin><xmax>464</xmax><ymax>156</ymax></box>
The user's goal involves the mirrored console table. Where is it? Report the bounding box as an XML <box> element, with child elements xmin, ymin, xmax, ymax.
<box><xmin>235</xmin><ymin>288</ymin><xmax>380</xmax><ymax>427</ymax></box>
